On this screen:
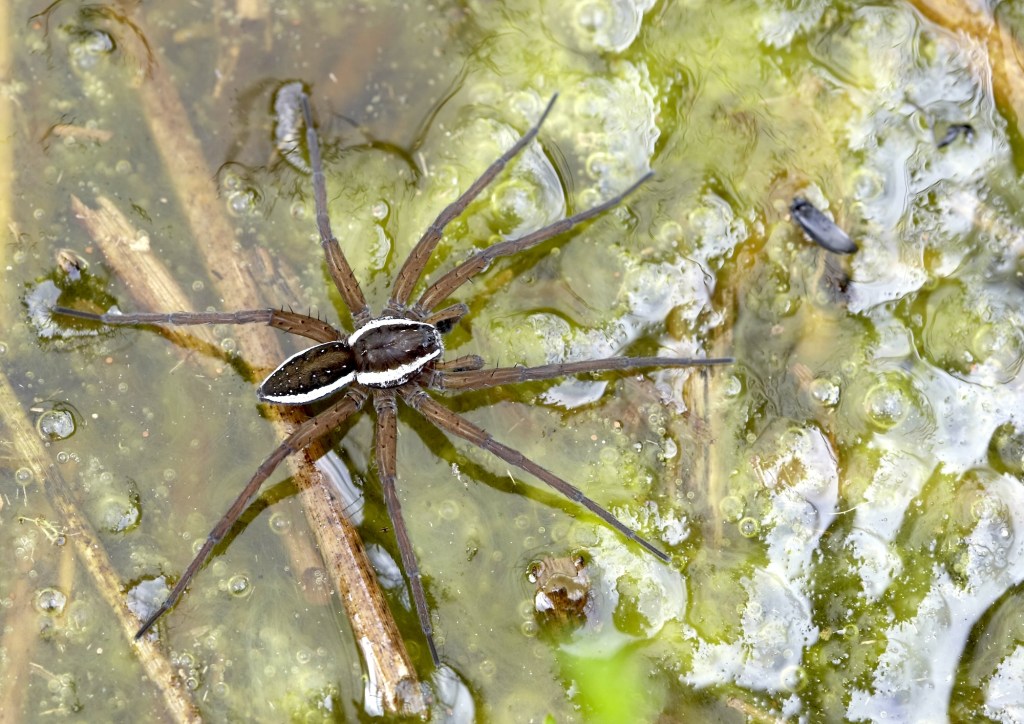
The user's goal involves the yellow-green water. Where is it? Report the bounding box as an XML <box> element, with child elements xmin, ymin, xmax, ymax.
<box><xmin>3</xmin><ymin>0</ymin><xmax>1024</xmax><ymax>721</ymax></box>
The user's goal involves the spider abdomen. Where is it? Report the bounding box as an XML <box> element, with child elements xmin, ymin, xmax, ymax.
<box><xmin>258</xmin><ymin>341</ymin><xmax>356</xmax><ymax>404</ymax></box>
<box><xmin>350</xmin><ymin>317</ymin><xmax>443</xmax><ymax>388</ymax></box>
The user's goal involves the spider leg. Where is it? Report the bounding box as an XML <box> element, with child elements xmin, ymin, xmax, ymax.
<box><xmin>134</xmin><ymin>390</ymin><xmax>366</xmax><ymax>638</ymax></box>
<box><xmin>414</xmin><ymin>172</ymin><xmax>653</xmax><ymax>314</ymax></box>
<box><xmin>300</xmin><ymin>94</ymin><xmax>371</xmax><ymax>325</ymax></box>
<box><xmin>373</xmin><ymin>390</ymin><xmax>440</xmax><ymax>665</ymax></box>
<box><xmin>435</xmin><ymin>355</ymin><xmax>733</xmax><ymax>391</ymax></box>
<box><xmin>423</xmin><ymin>302</ymin><xmax>468</xmax><ymax>331</ymax></box>
<box><xmin>402</xmin><ymin>389</ymin><xmax>670</xmax><ymax>562</ymax></box>
<box><xmin>52</xmin><ymin>306</ymin><xmax>343</xmax><ymax>344</ymax></box>
<box><xmin>388</xmin><ymin>95</ymin><xmax>559</xmax><ymax>310</ymax></box>
<box><xmin>433</xmin><ymin>355</ymin><xmax>486</xmax><ymax>373</ymax></box>
<box><xmin>267</xmin><ymin>310</ymin><xmax>345</xmax><ymax>343</ymax></box>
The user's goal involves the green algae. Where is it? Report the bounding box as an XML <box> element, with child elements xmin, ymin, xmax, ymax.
<box><xmin>3</xmin><ymin>0</ymin><xmax>1024</xmax><ymax>721</ymax></box>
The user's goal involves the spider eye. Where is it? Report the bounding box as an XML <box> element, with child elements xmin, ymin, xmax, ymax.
<box><xmin>258</xmin><ymin>341</ymin><xmax>356</xmax><ymax>404</ymax></box>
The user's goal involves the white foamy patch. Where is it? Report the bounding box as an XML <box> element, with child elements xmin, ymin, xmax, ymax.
<box><xmin>984</xmin><ymin>646</ymin><xmax>1024</xmax><ymax>723</ymax></box>
<box><xmin>847</xmin><ymin>473</ymin><xmax>1024</xmax><ymax>722</ymax></box>
<box><xmin>685</xmin><ymin>569</ymin><xmax>818</xmax><ymax>692</ymax></box>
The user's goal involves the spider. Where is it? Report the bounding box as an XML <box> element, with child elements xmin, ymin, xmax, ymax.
<box><xmin>54</xmin><ymin>92</ymin><xmax>730</xmax><ymax>665</ymax></box>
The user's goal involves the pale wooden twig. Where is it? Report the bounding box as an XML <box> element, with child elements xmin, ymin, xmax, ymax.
<box><xmin>70</xmin><ymin>195</ymin><xmax>220</xmax><ymax>355</ymax></box>
<box><xmin>0</xmin><ymin>368</ymin><xmax>200</xmax><ymax>723</ymax></box>
<box><xmin>0</xmin><ymin>512</ymin><xmax>37</xmax><ymax>723</ymax></box>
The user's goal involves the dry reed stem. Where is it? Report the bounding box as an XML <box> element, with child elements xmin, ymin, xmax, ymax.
<box><xmin>0</xmin><ymin>369</ymin><xmax>200</xmax><ymax>723</ymax></box>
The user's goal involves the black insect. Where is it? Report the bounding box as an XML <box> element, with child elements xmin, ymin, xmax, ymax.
<box><xmin>936</xmin><ymin>122</ymin><xmax>975</xmax><ymax>149</ymax></box>
<box><xmin>55</xmin><ymin>92</ymin><xmax>730</xmax><ymax>665</ymax></box>
<box><xmin>790</xmin><ymin>197</ymin><xmax>857</xmax><ymax>254</ymax></box>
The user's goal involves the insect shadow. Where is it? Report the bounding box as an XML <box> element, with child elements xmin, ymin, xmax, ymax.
<box><xmin>54</xmin><ymin>92</ymin><xmax>731</xmax><ymax>665</ymax></box>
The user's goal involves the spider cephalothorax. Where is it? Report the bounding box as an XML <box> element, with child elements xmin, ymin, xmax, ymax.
<box><xmin>55</xmin><ymin>91</ymin><xmax>730</xmax><ymax>665</ymax></box>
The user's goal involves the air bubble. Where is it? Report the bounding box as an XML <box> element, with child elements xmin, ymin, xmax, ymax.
<box><xmin>780</xmin><ymin>665</ymin><xmax>808</xmax><ymax>692</ymax></box>
<box><xmin>809</xmin><ymin>377</ymin><xmax>840</xmax><ymax>407</ymax></box>
<box><xmin>37</xmin><ymin>409</ymin><xmax>75</xmax><ymax>441</ymax></box>
<box><xmin>657</xmin><ymin>220</ymin><xmax>683</xmax><ymax>245</ymax></box>
<box><xmin>722</xmin><ymin>376</ymin><xmax>743</xmax><ymax>398</ymax></box>
<box><xmin>489</xmin><ymin>176</ymin><xmax>543</xmax><ymax>235</ymax></box>
<box><xmin>738</xmin><ymin>517</ymin><xmax>760</xmax><ymax>538</ymax></box>
<box><xmin>70</xmin><ymin>30</ymin><xmax>115</xmax><ymax>71</ymax></box>
<box><xmin>598</xmin><ymin>446</ymin><xmax>620</xmax><ymax>465</ymax></box>
<box><xmin>863</xmin><ymin>380</ymin><xmax>909</xmax><ymax>431</ymax></box>
<box><xmin>969</xmin><ymin>493</ymin><xmax>1007</xmax><ymax>525</ymax></box>
<box><xmin>34</xmin><ymin>587</ymin><xmax>68</xmax><ymax>615</ymax></box>
<box><xmin>971</xmin><ymin>321</ymin><xmax>1024</xmax><ymax>382</ymax></box>
<box><xmin>83</xmin><ymin>31</ymin><xmax>114</xmax><ymax>54</ymax></box>
<box><xmin>227</xmin><ymin>189</ymin><xmax>258</xmax><ymax>217</ymax></box>
<box><xmin>438</xmin><ymin>499</ymin><xmax>460</xmax><ymax>521</ymax></box>
<box><xmin>290</xmin><ymin>200</ymin><xmax>309</xmax><ymax>220</ymax></box>
<box><xmin>720</xmin><ymin>496</ymin><xmax>744</xmax><ymax>522</ymax></box>
<box><xmin>850</xmin><ymin>167</ymin><xmax>885</xmax><ymax>201</ymax></box>
<box><xmin>569</xmin><ymin>0</ymin><xmax>644</xmax><ymax>52</ymax></box>
<box><xmin>584</xmin><ymin>151</ymin><xmax>616</xmax><ymax>180</ymax></box>
<box><xmin>227</xmin><ymin>574</ymin><xmax>252</xmax><ymax>598</ymax></box>
<box><xmin>269</xmin><ymin>512</ymin><xmax>292</xmax><ymax>534</ymax></box>
<box><xmin>96</xmin><ymin>495</ymin><xmax>141</xmax><ymax>533</ymax></box>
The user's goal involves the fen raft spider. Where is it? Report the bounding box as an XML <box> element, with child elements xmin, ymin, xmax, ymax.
<box><xmin>54</xmin><ymin>92</ymin><xmax>731</xmax><ymax>665</ymax></box>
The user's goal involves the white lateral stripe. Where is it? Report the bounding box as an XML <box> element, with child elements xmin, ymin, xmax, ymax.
<box><xmin>261</xmin><ymin>370</ymin><xmax>356</xmax><ymax>404</ymax></box>
<box><xmin>348</xmin><ymin>317</ymin><xmax>431</xmax><ymax>345</ymax></box>
<box><xmin>356</xmin><ymin>347</ymin><xmax>443</xmax><ymax>387</ymax></box>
